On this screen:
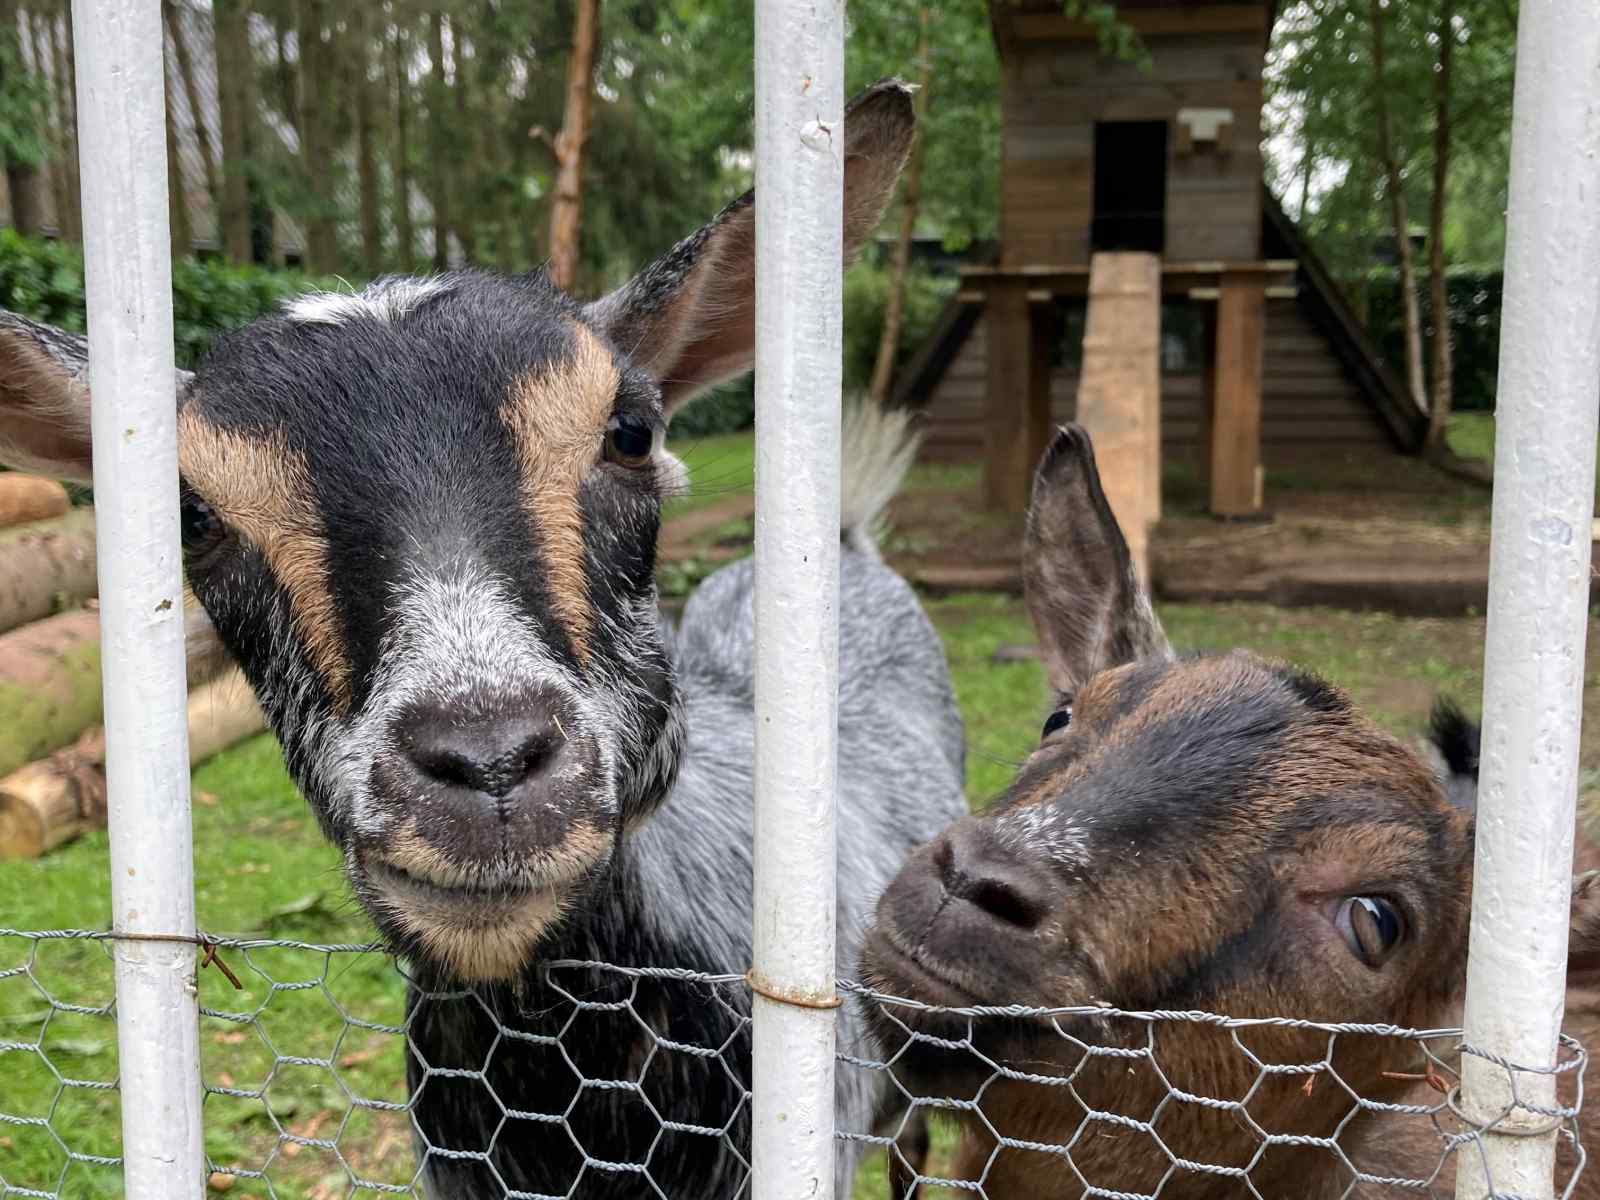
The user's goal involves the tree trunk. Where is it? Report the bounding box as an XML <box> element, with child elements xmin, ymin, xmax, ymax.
<box><xmin>297</xmin><ymin>0</ymin><xmax>339</xmax><ymax>273</ymax></box>
<box><xmin>1423</xmin><ymin>0</ymin><xmax>1455</xmax><ymax>455</ymax></box>
<box><xmin>1297</xmin><ymin>133</ymin><xmax>1315</xmax><ymax>224</ymax></box>
<box><xmin>390</xmin><ymin>21</ymin><xmax>415</xmax><ymax>271</ymax></box>
<box><xmin>0</xmin><ymin>0</ymin><xmax>42</xmax><ymax>237</ymax></box>
<box><xmin>24</xmin><ymin>10</ymin><xmax>66</xmax><ymax>242</ymax></box>
<box><xmin>0</xmin><ymin>473</ymin><xmax>68</xmax><ymax>528</ymax></box>
<box><xmin>165</xmin><ymin>0</ymin><xmax>217</xmax><ymax>203</ymax></box>
<box><xmin>449</xmin><ymin>18</ymin><xmax>477</xmax><ymax>262</ymax></box>
<box><xmin>0</xmin><ymin>507</ymin><xmax>96</xmax><ymax>637</ymax></box>
<box><xmin>45</xmin><ymin>7</ymin><xmax>79</xmax><ymax>243</ymax></box>
<box><xmin>547</xmin><ymin>0</ymin><xmax>601</xmax><ymax>291</ymax></box>
<box><xmin>868</xmin><ymin>8</ymin><xmax>931</xmax><ymax>408</ymax></box>
<box><xmin>0</xmin><ymin>667</ymin><xmax>263</xmax><ymax>860</ymax></box>
<box><xmin>428</xmin><ymin>10</ymin><xmax>450</xmax><ymax>269</ymax></box>
<box><xmin>354</xmin><ymin>9</ymin><xmax>382</xmax><ymax>275</ymax></box>
<box><xmin>1369</xmin><ymin>0</ymin><xmax>1427</xmax><ymax>412</ymax></box>
<box><xmin>161</xmin><ymin>10</ymin><xmax>194</xmax><ymax>259</ymax></box>
<box><xmin>214</xmin><ymin>0</ymin><xmax>254</xmax><ymax>263</ymax></box>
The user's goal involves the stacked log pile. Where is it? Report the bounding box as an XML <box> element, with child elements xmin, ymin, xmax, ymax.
<box><xmin>0</xmin><ymin>474</ymin><xmax>265</xmax><ymax>859</ymax></box>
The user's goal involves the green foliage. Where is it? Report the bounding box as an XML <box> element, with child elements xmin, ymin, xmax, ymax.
<box><xmin>0</xmin><ymin>231</ymin><xmax>346</xmax><ymax>367</ymax></box>
<box><xmin>0</xmin><ymin>18</ymin><xmax>46</xmax><ymax>168</ymax></box>
<box><xmin>1267</xmin><ymin>0</ymin><xmax>1517</xmax><ymax>278</ymax></box>
<box><xmin>1362</xmin><ymin>265</ymin><xmax>1502</xmax><ymax>410</ymax></box>
<box><xmin>1061</xmin><ymin>2</ymin><xmax>1150</xmax><ymax>68</ymax></box>
<box><xmin>842</xmin><ymin>257</ymin><xmax>955</xmax><ymax>392</ymax></box>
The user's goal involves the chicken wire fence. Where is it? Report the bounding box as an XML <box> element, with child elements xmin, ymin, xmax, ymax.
<box><xmin>0</xmin><ymin>928</ymin><xmax>1586</xmax><ymax>1200</ymax></box>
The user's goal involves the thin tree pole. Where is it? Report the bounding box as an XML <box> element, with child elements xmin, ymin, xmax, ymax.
<box><xmin>214</xmin><ymin>0</ymin><xmax>253</xmax><ymax>263</ymax></box>
<box><xmin>354</xmin><ymin>6</ymin><xmax>382</xmax><ymax>275</ymax></box>
<box><xmin>1423</xmin><ymin>0</ymin><xmax>1455</xmax><ymax>455</ymax></box>
<box><xmin>164</xmin><ymin>0</ymin><xmax>216</xmax><ymax>201</ymax></box>
<box><xmin>547</xmin><ymin>0</ymin><xmax>600</xmax><ymax>291</ymax></box>
<box><xmin>46</xmin><ymin>5</ymin><xmax>81</xmax><ymax>243</ymax></box>
<box><xmin>160</xmin><ymin>8</ymin><xmax>193</xmax><ymax>257</ymax></box>
<box><xmin>427</xmin><ymin>10</ymin><xmax>449</xmax><ymax>268</ymax></box>
<box><xmin>390</xmin><ymin>17</ymin><xmax>415</xmax><ymax>271</ymax></box>
<box><xmin>24</xmin><ymin>8</ymin><xmax>70</xmax><ymax>242</ymax></box>
<box><xmin>1369</xmin><ymin>0</ymin><xmax>1427</xmax><ymax>412</ymax></box>
<box><xmin>868</xmin><ymin>8</ymin><xmax>930</xmax><ymax>408</ymax></box>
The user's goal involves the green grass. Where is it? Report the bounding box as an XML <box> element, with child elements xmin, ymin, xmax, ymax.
<box><xmin>663</xmin><ymin>428</ymin><xmax>756</xmax><ymax>516</ymax></box>
<box><xmin>0</xmin><ymin>588</ymin><xmax>1503</xmax><ymax>1198</ymax></box>
<box><xmin>1448</xmin><ymin>411</ymin><xmax>1495</xmax><ymax>463</ymax></box>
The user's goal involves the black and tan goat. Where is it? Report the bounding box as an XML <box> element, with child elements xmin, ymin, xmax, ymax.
<box><xmin>862</xmin><ymin>424</ymin><xmax>1596</xmax><ymax>1199</ymax></box>
<box><xmin>0</xmin><ymin>81</ymin><xmax>966</xmax><ymax>1199</ymax></box>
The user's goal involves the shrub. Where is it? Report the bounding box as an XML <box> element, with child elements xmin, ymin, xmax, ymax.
<box><xmin>1354</xmin><ymin>267</ymin><xmax>1502</xmax><ymax>412</ymax></box>
<box><xmin>0</xmin><ymin>230</ymin><xmax>346</xmax><ymax>369</ymax></box>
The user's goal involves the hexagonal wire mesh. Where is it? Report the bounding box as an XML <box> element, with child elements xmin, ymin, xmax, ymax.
<box><xmin>0</xmin><ymin>929</ymin><xmax>1586</xmax><ymax>1199</ymax></box>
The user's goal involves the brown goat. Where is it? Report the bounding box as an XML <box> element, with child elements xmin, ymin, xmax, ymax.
<box><xmin>860</xmin><ymin>424</ymin><xmax>1597</xmax><ymax>1199</ymax></box>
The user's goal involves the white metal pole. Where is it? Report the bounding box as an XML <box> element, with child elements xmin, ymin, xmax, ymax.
<box><xmin>1455</xmin><ymin>4</ymin><xmax>1600</xmax><ymax>1198</ymax></box>
<box><xmin>750</xmin><ymin>1</ymin><xmax>844</xmax><ymax>1197</ymax></box>
<box><xmin>72</xmin><ymin>1</ymin><xmax>206</xmax><ymax>1197</ymax></box>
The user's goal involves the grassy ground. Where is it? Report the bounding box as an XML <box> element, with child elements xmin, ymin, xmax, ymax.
<box><xmin>0</xmin><ymin>592</ymin><xmax>1511</xmax><ymax>1198</ymax></box>
<box><xmin>0</xmin><ymin>413</ymin><xmax>1574</xmax><ymax>1198</ymax></box>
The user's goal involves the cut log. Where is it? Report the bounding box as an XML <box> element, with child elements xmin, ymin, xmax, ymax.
<box><xmin>0</xmin><ymin>508</ymin><xmax>98</xmax><ymax>635</ymax></box>
<box><xmin>0</xmin><ymin>669</ymin><xmax>265</xmax><ymax>859</ymax></box>
<box><xmin>0</xmin><ymin>605</ymin><xmax>233</xmax><ymax>777</ymax></box>
<box><xmin>0</xmin><ymin>475</ymin><xmax>71</xmax><ymax>528</ymax></box>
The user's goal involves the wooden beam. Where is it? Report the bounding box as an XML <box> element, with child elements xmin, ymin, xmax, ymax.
<box><xmin>1208</xmin><ymin>271</ymin><xmax>1267</xmax><ymax>516</ymax></box>
<box><xmin>1074</xmin><ymin>253</ymin><xmax>1162</xmax><ymax>582</ymax></box>
<box><xmin>1008</xmin><ymin>5</ymin><xmax>1268</xmax><ymax>41</ymax></box>
<box><xmin>982</xmin><ymin>278</ymin><xmax>1053</xmax><ymax>512</ymax></box>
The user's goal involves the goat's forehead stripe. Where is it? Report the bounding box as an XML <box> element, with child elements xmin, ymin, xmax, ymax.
<box><xmin>500</xmin><ymin>324</ymin><xmax>620</xmax><ymax>665</ymax></box>
<box><xmin>176</xmin><ymin>409</ymin><xmax>352</xmax><ymax>708</ymax></box>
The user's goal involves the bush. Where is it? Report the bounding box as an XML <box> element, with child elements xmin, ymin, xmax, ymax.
<box><xmin>1356</xmin><ymin>267</ymin><xmax>1502</xmax><ymax>412</ymax></box>
<box><xmin>0</xmin><ymin>230</ymin><xmax>346</xmax><ymax>369</ymax></box>
<box><xmin>842</xmin><ymin>258</ymin><xmax>955</xmax><ymax>395</ymax></box>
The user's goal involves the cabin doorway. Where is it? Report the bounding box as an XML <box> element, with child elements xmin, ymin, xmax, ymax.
<box><xmin>1091</xmin><ymin>120</ymin><xmax>1168</xmax><ymax>253</ymax></box>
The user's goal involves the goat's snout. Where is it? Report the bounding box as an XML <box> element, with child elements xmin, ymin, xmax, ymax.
<box><xmin>935</xmin><ymin>821</ymin><xmax>1055</xmax><ymax>933</ymax></box>
<box><xmin>401</xmin><ymin>707</ymin><xmax>567</xmax><ymax>800</ymax></box>
<box><xmin>370</xmin><ymin>690</ymin><xmax>606</xmax><ymax>873</ymax></box>
<box><xmin>866</xmin><ymin>816</ymin><xmax>1064</xmax><ymax>1008</ymax></box>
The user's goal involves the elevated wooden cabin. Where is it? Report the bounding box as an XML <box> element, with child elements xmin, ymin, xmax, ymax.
<box><xmin>901</xmin><ymin>0</ymin><xmax>1423</xmax><ymax>515</ymax></box>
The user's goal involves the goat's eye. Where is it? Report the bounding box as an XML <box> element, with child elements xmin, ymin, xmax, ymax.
<box><xmin>178</xmin><ymin>486</ymin><xmax>226</xmax><ymax>559</ymax></box>
<box><xmin>1041</xmin><ymin>708</ymin><xmax>1072</xmax><ymax>739</ymax></box>
<box><xmin>604</xmin><ymin>414</ymin><xmax>657</xmax><ymax>469</ymax></box>
<box><xmin>1337</xmin><ymin>896</ymin><xmax>1404</xmax><ymax>967</ymax></box>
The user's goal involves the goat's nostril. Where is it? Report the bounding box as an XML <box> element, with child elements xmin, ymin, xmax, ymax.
<box><xmin>936</xmin><ymin>819</ymin><xmax>1055</xmax><ymax>933</ymax></box>
<box><xmin>965</xmin><ymin>877</ymin><xmax>1046</xmax><ymax>931</ymax></box>
<box><xmin>401</xmin><ymin>713</ymin><xmax>569</xmax><ymax>800</ymax></box>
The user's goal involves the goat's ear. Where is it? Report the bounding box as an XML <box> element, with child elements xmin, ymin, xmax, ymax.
<box><xmin>583</xmin><ymin>78</ymin><xmax>915</xmax><ymax>415</ymax></box>
<box><xmin>1569</xmin><ymin>872</ymin><xmax>1600</xmax><ymax>984</ymax></box>
<box><xmin>0</xmin><ymin>311</ymin><xmax>95</xmax><ymax>483</ymax></box>
<box><xmin>1023</xmin><ymin>424</ymin><xmax>1172</xmax><ymax>697</ymax></box>
<box><xmin>1425</xmin><ymin>697</ymin><xmax>1480</xmax><ymax>812</ymax></box>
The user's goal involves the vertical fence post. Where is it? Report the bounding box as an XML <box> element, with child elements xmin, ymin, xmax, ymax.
<box><xmin>1455</xmin><ymin>4</ymin><xmax>1600</xmax><ymax>1198</ymax></box>
<box><xmin>72</xmin><ymin>2</ymin><xmax>205</xmax><ymax>1197</ymax></box>
<box><xmin>750</xmin><ymin>1</ymin><xmax>844</xmax><ymax>1197</ymax></box>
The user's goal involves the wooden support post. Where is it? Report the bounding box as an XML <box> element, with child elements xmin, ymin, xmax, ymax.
<box><xmin>1075</xmin><ymin>252</ymin><xmax>1162</xmax><ymax>582</ymax></box>
<box><xmin>982</xmin><ymin>278</ymin><xmax>1053</xmax><ymax>511</ymax></box>
<box><xmin>1208</xmin><ymin>270</ymin><xmax>1266</xmax><ymax>517</ymax></box>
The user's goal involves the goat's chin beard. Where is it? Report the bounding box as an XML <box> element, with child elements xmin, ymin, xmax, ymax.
<box><xmin>347</xmin><ymin>841</ymin><xmax>613</xmax><ymax>984</ymax></box>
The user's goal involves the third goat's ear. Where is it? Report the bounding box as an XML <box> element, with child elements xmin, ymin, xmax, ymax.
<box><xmin>1021</xmin><ymin>424</ymin><xmax>1172</xmax><ymax>698</ymax></box>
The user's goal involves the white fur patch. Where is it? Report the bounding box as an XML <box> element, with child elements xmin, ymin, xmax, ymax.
<box><xmin>324</xmin><ymin>558</ymin><xmax>619</xmax><ymax>839</ymax></box>
<box><xmin>284</xmin><ymin>277</ymin><xmax>452</xmax><ymax>327</ymax></box>
<box><xmin>994</xmin><ymin>803</ymin><xmax>1090</xmax><ymax>870</ymax></box>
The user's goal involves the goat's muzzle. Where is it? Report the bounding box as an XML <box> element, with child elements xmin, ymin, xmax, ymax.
<box><xmin>354</xmin><ymin>689</ymin><xmax>613</xmax><ymax>980</ymax></box>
